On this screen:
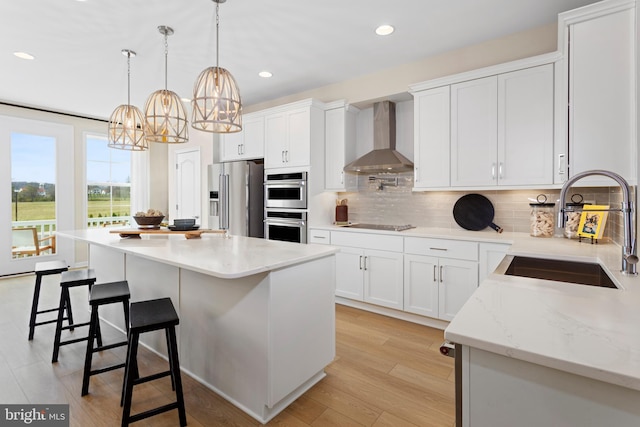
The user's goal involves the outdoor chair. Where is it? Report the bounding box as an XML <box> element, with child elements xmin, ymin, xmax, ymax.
<box><xmin>11</xmin><ymin>227</ymin><xmax>56</xmax><ymax>257</ymax></box>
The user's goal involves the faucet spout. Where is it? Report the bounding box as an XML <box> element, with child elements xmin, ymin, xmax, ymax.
<box><xmin>558</xmin><ymin>169</ymin><xmax>637</xmax><ymax>275</ymax></box>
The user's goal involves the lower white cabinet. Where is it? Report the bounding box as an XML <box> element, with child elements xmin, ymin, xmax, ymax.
<box><xmin>479</xmin><ymin>242</ymin><xmax>511</xmax><ymax>282</ymax></box>
<box><xmin>404</xmin><ymin>254</ymin><xmax>478</xmax><ymax>321</ymax></box>
<box><xmin>332</xmin><ymin>231</ymin><xmax>404</xmax><ymax>310</ymax></box>
<box><xmin>334</xmin><ymin>247</ymin><xmax>404</xmax><ymax>310</ymax></box>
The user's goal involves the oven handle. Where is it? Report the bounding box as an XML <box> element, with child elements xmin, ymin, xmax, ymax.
<box><xmin>264</xmin><ymin>218</ymin><xmax>306</xmax><ymax>227</ymax></box>
<box><xmin>264</xmin><ymin>180</ymin><xmax>306</xmax><ymax>188</ymax></box>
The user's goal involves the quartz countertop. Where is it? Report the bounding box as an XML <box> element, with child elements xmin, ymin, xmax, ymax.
<box><xmin>312</xmin><ymin>223</ymin><xmax>640</xmax><ymax>391</ymax></box>
<box><xmin>58</xmin><ymin>229</ymin><xmax>339</xmax><ymax>279</ymax></box>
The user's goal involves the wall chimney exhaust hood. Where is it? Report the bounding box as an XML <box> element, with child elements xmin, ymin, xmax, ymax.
<box><xmin>343</xmin><ymin>100</ymin><xmax>414</xmax><ymax>174</ymax></box>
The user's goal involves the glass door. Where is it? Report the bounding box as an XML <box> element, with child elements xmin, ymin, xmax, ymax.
<box><xmin>0</xmin><ymin>115</ymin><xmax>74</xmax><ymax>275</ymax></box>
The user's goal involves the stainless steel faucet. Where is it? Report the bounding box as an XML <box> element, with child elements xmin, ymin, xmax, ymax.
<box><xmin>558</xmin><ymin>169</ymin><xmax>637</xmax><ymax>275</ymax></box>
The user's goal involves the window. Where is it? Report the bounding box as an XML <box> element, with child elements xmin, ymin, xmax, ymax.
<box><xmin>86</xmin><ymin>134</ymin><xmax>131</xmax><ymax>227</ymax></box>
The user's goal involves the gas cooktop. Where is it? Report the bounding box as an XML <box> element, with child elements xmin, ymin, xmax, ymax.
<box><xmin>343</xmin><ymin>223</ymin><xmax>415</xmax><ymax>232</ymax></box>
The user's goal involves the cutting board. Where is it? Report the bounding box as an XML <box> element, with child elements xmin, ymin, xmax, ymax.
<box><xmin>110</xmin><ymin>228</ymin><xmax>226</xmax><ymax>239</ymax></box>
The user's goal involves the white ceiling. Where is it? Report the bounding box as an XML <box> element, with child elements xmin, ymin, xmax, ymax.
<box><xmin>2</xmin><ymin>0</ymin><xmax>600</xmax><ymax>120</ymax></box>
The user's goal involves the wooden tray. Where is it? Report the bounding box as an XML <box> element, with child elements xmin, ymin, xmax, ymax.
<box><xmin>110</xmin><ymin>228</ymin><xmax>226</xmax><ymax>239</ymax></box>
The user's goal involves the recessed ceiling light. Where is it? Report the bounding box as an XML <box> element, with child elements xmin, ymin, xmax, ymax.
<box><xmin>258</xmin><ymin>71</ymin><xmax>273</xmax><ymax>78</ymax></box>
<box><xmin>13</xmin><ymin>51</ymin><xmax>35</xmax><ymax>60</ymax></box>
<box><xmin>375</xmin><ymin>24</ymin><xmax>394</xmax><ymax>36</ymax></box>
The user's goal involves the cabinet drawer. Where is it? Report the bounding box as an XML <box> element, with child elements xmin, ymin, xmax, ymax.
<box><xmin>309</xmin><ymin>229</ymin><xmax>331</xmax><ymax>244</ymax></box>
<box><xmin>404</xmin><ymin>237</ymin><xmax>478</xmax><ymax>261</ymax></box>
<box><xmin>331</xmin><ymin>231</ymin><xmax>404</xmax><ymax>252</ymax></box>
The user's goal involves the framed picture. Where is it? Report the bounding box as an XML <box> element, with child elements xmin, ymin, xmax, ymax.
<box><xmin>577</xmin><ymin>205</ymin><xmax>609</xmax><ymax>240</ymax></box>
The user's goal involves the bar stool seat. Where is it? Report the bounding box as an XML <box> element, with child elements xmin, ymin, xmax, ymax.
<box><xmin>52</xmin><ymin>269</ymin><xmax>99</xmax><ymax>363</ymax></box>
<box><xmin>28</xmin><ymin>260</ymin><xmax>68</xmax><ymax>340</ymax></box>
<box><xmin>121</xmin><ymin>298</ymin><xmax>186</xmax><ymax>427</ymax></box>
<box><xmin>82</xmin><ymin>280</ymin><xmax>131</xmax><ymax>396</ymax></box>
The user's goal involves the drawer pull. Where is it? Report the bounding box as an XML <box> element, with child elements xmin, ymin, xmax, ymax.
<box><xmin>312</xmin><ymin>235</ymin><xmax>326</xmax><ymax>239</ymax></box>
<box><xmin>430</xmin><ymin>247</ymin><xmax>448</xmax><ymax>251</ymax></box>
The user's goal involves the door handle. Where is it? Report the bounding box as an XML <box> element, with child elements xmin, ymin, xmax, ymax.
<box><xmin>359</xmin><ymin>255</ymin><xmax>363</xmax><ymax>270</ymax></box>
<box><xmin>238</xmin><ymin>145</ymin><xmax>241</xmax><ymax>155</ymax></box>
<box><xmin>282</xmin><ymin>150</ymin><xmax>285</xmax><ymax>163</ymax></box>
<box><xmin>491</xmin><ymin>163</ymin><xmax>496</xmax><ymax>179</ymax></box>
<box><xmin>363</xmin><ymin>256</ymin><xmax>368</xmax><ymax>271</ymax></box>
<box><xmin>498</xmin><ymin>162</ymin><xmax>503</xmax><ymax>179</ymax></box>
<box><xmin>433</xmin><ymin>265</ymin><xmax>437</xmax><ymax>282</ymax></box>
<box><xmin>558</xmin><ymin>154</ymin><xmax>566</xmax><ymax>175</ymax></box>
<box><xmin>439</xmin><ymin>265</ymin><xmax>444</xmax><ymax>283</ymax></box>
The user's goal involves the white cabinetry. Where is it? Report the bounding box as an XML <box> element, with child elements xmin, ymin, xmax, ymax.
<box><xmin>559</xmin><ymin>0</ymin><xmax>636</xmax><ymax>186</ymax></box>
<box><xmin>331</xmin><ymin>231</ymin><xmax>404</xmax><ymax>310</ymax></box>
<box><xmin>451</xmin><ymin>76</ymin><xmax>498</xmax><ymax>187</ymax></box>
<box><xmin>220</xmin><ymin>114</ymin><xmax>264</xmax><ymax>161</ymax></box>
<box><xmin>450</xmin><ymin>65</ymin><xmax>554</xmax><ymax>188</ymax></box>
<box><xmin>413</xmin><ymin>86</ymin><xmax>450</xmax><ymax>189</ymax></box>
<box><xmin>497</xmin><ymin>64</ymin><xmax>554</xmax><ymax>186</ymax></box>
<box><xmin>404</xmin><ymin>237</ymin><xmax>478</xmax><ymax>321</ymax></box>
<box><xmin>265</xmin><ymin>100</ymin><xmax>324</xmax><ymax>170</ymax></box>
<box><xmin>324</xmin><ymin>101</ymin><xmax>359</xmax><ymax>191</ymax></box>
<box><xmin>479</xmin><ymin>242</ymin><xmax>511</xmax><ymax>282</ymax></box>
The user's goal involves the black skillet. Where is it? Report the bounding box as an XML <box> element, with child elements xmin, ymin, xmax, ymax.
<box><xmin>453</xmin><ymin>194</ymin><xmax>503</xmax><ymax>233</ymax></box>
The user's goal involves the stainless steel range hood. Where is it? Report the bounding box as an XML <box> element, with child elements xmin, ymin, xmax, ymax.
<box><xmin>343</xmin><ymin>101</ymin><xmax>414</xmax><ymax>174</ymax></box>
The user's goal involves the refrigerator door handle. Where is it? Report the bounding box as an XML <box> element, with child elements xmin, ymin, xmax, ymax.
<box><xmin>219</xmin><ymin>173</ymin><xmax>230</xmax><ymax>230</ymax></box>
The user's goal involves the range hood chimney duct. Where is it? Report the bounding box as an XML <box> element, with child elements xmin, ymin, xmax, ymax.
<box><xmin>343</xmin><ymin>100</ymin><xmax>414</xmax><ymax>174</ymax></box>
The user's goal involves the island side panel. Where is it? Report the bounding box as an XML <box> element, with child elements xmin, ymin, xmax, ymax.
<box><xmin>464</xmin><ymin>347</ymin><xmax>640</xmax><ymax>426</ymax></box>
<box><xmin>178</xmin><ymin>268</ymin><xmax>270</xmax><ymax>421</ymax></box>
<box><xmin>268</xmin><ymin>255</ymin><xmax>336</xmax><ymax>408</ymax></box>
<box><xmin>125</xmin><ymin>254</ymin><xmax>180</xmax><ymax>356</ymax></box>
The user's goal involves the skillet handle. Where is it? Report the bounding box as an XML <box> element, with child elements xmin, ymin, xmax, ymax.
<box><xmin>489</xmin><ymin>222</ymin><xmax>504</xmax><ymax>233</ymax></box>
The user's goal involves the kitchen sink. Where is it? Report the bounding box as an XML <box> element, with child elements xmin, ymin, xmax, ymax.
<box><xmin>503</xmin><ymin>256</ymin><xmax>618</xmax><ymax>289</ymax></box>
<box><xmin>344</xmin><ymin>223</ymin><xmax>415</xmax><ymax>232</ymax></box>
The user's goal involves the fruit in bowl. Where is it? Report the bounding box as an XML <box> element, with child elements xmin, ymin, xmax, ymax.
<box><xmin>133</xmin><ymin>209</ymin><xmax>165</xmax><ymax>228</ymax></box>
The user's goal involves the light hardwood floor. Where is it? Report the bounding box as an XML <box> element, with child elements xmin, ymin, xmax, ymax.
<box><xmin>0</xmin><ymin>272</ymin><xmax>455</xmax><ymax>426</ymax></box>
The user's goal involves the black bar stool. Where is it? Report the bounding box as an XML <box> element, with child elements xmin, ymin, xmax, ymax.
<box><xmin>28</xmin><ymin>260</ymin><xmax>68</xmax><ymax>340</ymax></box>
<box><xmin>52</xmin><ymin>269</ymin><xmax>99</xmax><ymax>363</ymax></box>
<box><xmin>121</xmin><ymin>298</ymin><xmax>186</xmax><ymax>427</ymax></box>
<box><xmin>82</xmin><ymin>280</ymin><xmax>131</xmax><ymax>396</ymax></box>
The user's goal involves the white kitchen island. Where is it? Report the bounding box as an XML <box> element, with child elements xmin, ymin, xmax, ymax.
<box><xmin>57</xmin><ymin>229</ymin><xmax>338</xmax><ymax>424</ymax></box>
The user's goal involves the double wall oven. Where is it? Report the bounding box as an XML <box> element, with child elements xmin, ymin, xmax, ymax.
<box><xmin>264</xmin><ymin>172</ymin><xmax>308</xmax><ymax>243</ymax></box>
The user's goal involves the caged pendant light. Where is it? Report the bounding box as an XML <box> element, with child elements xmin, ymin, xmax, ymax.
<box><xmin>192</xmin><ymin>0</ymin><xmax>242</xmax><ymax>133</ymax></box>
<box><xmin>144</xmin><ymin>26</ymin><xmax>189</xmax><ymax>143</ymax></box>
<box><xmin>108</xmin><ymin>49</ymin><xmax>148</xmax><ymax>150</ymax></box>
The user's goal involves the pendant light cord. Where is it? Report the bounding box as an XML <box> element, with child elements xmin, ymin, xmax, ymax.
<box><xmin>127</xmin><ymin>51</ymin><xmax>131</xmax><ymax>106</ymax></box>
<box><xmin>164</xmin><ymin>32</ymin><xmax>169</xmax><ymax>90</ymax></box>
<box><xmin>216</xmin><ymin>1</ymin><xmax>220</xmax><ymax>71</ymax></box>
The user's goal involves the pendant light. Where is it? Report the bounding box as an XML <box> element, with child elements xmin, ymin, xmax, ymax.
<box><xmin>192</xmin><ymin>0</ymin><xmax>242</xmax><ymax>133</ymax></box>
<box><xmin>144</xmin><ymin>26</ymin><xmax>189</xmax><ymax>143</ymax></box>
<box><xmin>108</xmin><ymin>49</ymin><xmax>148</xmax><ymax>150</ymax></box>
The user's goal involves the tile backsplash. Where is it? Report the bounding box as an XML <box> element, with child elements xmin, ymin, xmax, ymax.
<box><xmin>338</xmin><ymin>172</ymin><xmax>633</xmax><ymax>244</ymax></box>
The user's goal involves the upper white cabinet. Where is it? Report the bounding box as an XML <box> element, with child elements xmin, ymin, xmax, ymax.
<box><xmin>324</xmin><ymin>101</ymin><xmax>359</xmax><ymax>191</ymax></box>
<box><xmin>264</xmin><ymin>100</ymin><xmax>325</xmax><ymax>170</ymax></box>
<box><xmin>451</xmin><ymin>76</ymin><xmax>499</xmax><ymax>187</ymax></box>
<box><xmin>413</xmin><ymin>86</ymin><xmax>450</xmax><ymax>189</ymax></box>
<box><xmin>559</xmin><ymin>0</ymin><xmax>636</xmax><ymax>185</ymax></box>
<box><xmin>220</xmin><ymin>113</ymin><xmax>265</xmax><ymax>162</ymax></box>
<box><xmin>497</xmin><ymin>64</ymin><xmax>554</xmax><ymax>186</ymax></box>
<box><xmin>450</xmin><ymin>65</ymin><xmax>554</xmax><ymax>188</ymax></box>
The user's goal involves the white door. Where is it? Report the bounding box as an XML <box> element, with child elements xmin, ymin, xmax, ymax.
<box><xmin>364</xmin><ymin>249</ymin><xmax>404</xmax><ymax>310</ymax></box>
<box><xmin>175</xmin><ymin>148</ymin><xmax>201</xmax><ymax>223</ymax></box>
<box><xmin>0</xmin><ymin>116</ymin><xmax>74</xmax><ymax>275</ymax></box>
<box><xmin>404</xmin><ymin>254</ymin><xmax>439</xmax><ymax>318</ymax></box>
<box><xmin>451</xmin><ymin>76</ymin><xmax>498</xmax><ymax>187</ymax></box>
<box><xmin>438</xmin><ymin>258</ymin><xmax>478</xmax><ymax>321</ymax></box>
<box><xmin>334</xmin><ymin>247</ymin><xmax>364</xmax><ymax>300</ymax></box>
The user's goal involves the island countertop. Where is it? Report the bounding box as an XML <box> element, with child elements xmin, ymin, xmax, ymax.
<box><xmin>57</xmin><ymin>228</ymin><xmax>339</xmax><ymax>279</ymax></box>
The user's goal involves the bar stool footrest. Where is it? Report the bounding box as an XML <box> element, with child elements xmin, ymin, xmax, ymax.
<box><xmin>34</xmin><ymin>318</ymin><xmax>67</xmax><ymax>327</ymax></box>
<box><xmin>59</xmin><ymin>336</ymin><xmax>92</xmax><ymax>347</ymax></box>
<box><xmin>133</xmin><ymin>370</ymin><xmax>171</xmax><ymax>386</ymax></box>
<box><xmin>61</xmin><ymin>321</ymin><xmax>90</xmax><ymax>331</ymax></box>
<box><xmin>90</xmin><ymin>363</ymin><xmax>126</xmax><ymax>376</ymax></box>
<box><xmin>37</xmin><ymin>307</ymin><xmax>61</xmax><ymax>315</ymax></box>
<box><xmin>129</xmin><ymin>402</ymin><xmax>180</xmax><ymax>424</ymax></box>
<box><xmin>94</xmin><ymin>341</ymin><xmax>127</xmax><ymax>353</ymax></box>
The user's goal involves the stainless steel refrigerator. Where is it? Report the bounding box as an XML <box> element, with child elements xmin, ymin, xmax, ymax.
<box><xmin>208</xmin><ymin>160</ymin><xmax>264</xmax><ymax>238</ymax></box>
